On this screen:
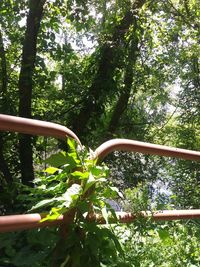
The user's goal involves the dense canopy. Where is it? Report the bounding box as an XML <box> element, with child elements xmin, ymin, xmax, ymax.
<box><xmin>0</xmin><ymin>0</ymin><xmax>199</xmax><ymax>266</ymax></box>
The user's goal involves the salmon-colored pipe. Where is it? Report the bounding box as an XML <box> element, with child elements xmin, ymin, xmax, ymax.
<box><xmin>0</xmin><ymin>214</ymin><xmax>64</xmax><ymax>232</ymax></box>
<box><xmin>0</xmin><ymin>114</ymin><xmax>200</xmax><ymax>233</ymax></box>
<box><xmin>95</xmin><ymin>139</ymin><xmax>200</xmax><ymax>162</ymax></box>
<box><xmin>1</xmin><ymin>210</ymin><xmax>200</xmax><ymax>233</ymax></box>
<box><xmin>1</xmin><ymin>114</ymin><xmax>199</xmax><ymax>161</ymax></box>
<box><xmin>0</xmin><ymin>114</ymin><xmax>81</xmax><ymax>145</ymax></box>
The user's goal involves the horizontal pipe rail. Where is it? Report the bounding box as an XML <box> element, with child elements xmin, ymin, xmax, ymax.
<box><xmin>1</xmin><ymin>210</ymin><xmax>200</xmax><ymax>233</ymax></box>
<box><xmin>0</xmin><ymin>114</ymin><xmax>81</xmax><ymax>145</ymax></box>
<box><xmin>1</xmin><ymin>115</ymin><xmax>199</xmax><ymax>162</ymax></box>
<box><xmin>95</xmin><ymin>139</ymin><xmax>200</xmax><ymax>162</ymax></box>
<box><xmin>0</xmin><ymin>114</ymin><xmax>200</xmax><ymax>232</ymax></box>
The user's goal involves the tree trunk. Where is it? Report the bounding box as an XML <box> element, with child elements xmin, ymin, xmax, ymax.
<box><xmin>108</xmin><ymin>16</ymin><xmax>141</xmax><ymax>135</ymax></box>
<box><xmin>18</xmin><ymin>0</ymin><xmax>45</xmax><ymax>185</ymax></box>
<box><xmin>70</xmin><ymin>44</ymin><xmax>117</xmax><ymax>139</ymax></box>
<box><xmin>69</xmin><ymin>0</ymin><xmax>146</xmax><ymax>140</ymax></box>
<box><xmin>0</xmin><ymin>29</ymin><xmax>8</xmax><ymax>98</ymax></box>
<box><xmin>0</xmin><ymin>28</ymin><xmax>13</xmax><ymax>184</ymax></box>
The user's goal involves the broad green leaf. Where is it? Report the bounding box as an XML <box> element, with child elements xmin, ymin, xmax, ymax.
<box><xmin>62</xmin><ymin>184</ymin><xmax>82</xmax><ymax>207</ymax></box>
<box><xmin>40</xmin><ymin>213</ymin><xmax>60</xmax><ymax>222</ymax></box>
<box><xmin>30</xmin><ymin>198</ymin><xmax>58</xmax><ymax>211</ymax></box>
<box><xmin>110</xmin><ymin>186</ymin><xmax>124</xmax><ymax>199</ymax></box>
<box><xmin>45</xmin><ymin>151</ymin><xmax>67</xmax><ymax>167</ymax></box>
<box><xmin>157</xmin><ymin>229</ymin><xmax>170</xmax><ymax>241</ymax></box>
<box><xmin>83</xmin><ymin>173</ymin><xmax>96</xmax><ymax>193</ymax></box>
<box><xmin>71</xmin><ymin>171</ymin><xmax>89</xmax><ymax>179</ymax></box>
<box><xmin>45</xmin><ymin>167</ymin><xmax>60</xmax><ymax>174</ymax></box>
<box><xmin>66</xmin><ymin>183</ymin><xmax>82</xmax><ymax>197</ymax></box>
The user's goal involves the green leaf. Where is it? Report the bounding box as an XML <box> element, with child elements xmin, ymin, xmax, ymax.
<box><xmin>30</xmin><ymin>198</ymin><xmax>58</xmax><ymax>211</ymax></box>
<box><xmin>71</xmin><ymin>171</ymin><xmax>89</xmax><ymax>180</ymax></box>
<box><xmin>45</xmin><ymin>151</ymin><xmax>68</xmax><ymax>167</ymax></box>
<box><xmin>83</xmin><ymin>173</ymin><xmax>96</xmax><ymax>193</ymax></box>
<box><xmin>101</xmin><ymin>205</ymin><xmax>109</xmax><ymax>224</ymax></box>
<box><xmin>67</xmin><ymin>137</ymin><xmax>76</xmax><ymax>153</ymax></box>
<box><xmin>158</xmin><ymin>229</ymin><xmax>170</xmax><ymax>241</ymax></box>
<box><xmin>40</xmin><ymin>213</ymin><xmax>60</xmax><ymax>222</ymax></box>
<box><xmin>110</xmin><ymin>186</ymin><xmax>124</xmax><ymax>199</ymax></box>
<box><xmin>45</xmin><ymin>167</ymin><xmax>60</xmax><ymax>174</ymax></box>
<box><xmin>40</xmin><ymin>207</ymin><xmax>65</xmax><ymax>222</ymax></box>
<box><xmin>62</xmin><ymin>184</ymin><xmax>82</xmax><ymax>208</ymax></box>
<box><xmin>66</xmin><ymin>183</ymin><xmax>82</xmax><ymax>197</ymax></box>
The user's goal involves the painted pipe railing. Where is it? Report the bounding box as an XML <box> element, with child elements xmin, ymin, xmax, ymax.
<box><xmin>0</xmin><ymin>114</ymin><xmax>200</xmax><ymax>233</ymax></box>
<box><xmin>1</xmin><ymin>210</ymin><xmax>200</xmax><ymax>233</ymax></box>
<box><xmin>0</xmin><ymin>114</ymin><xmax>81</xmax><ymax>145</ymax></box>
<box><xmin>95</xmin><ymin>139</ymin><xmax>200</xmax><ymax>162</ymax></box>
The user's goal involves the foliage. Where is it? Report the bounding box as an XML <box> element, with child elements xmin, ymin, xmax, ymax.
<box><xmin>115</xmin><ymin>221</ymin><xmax>200</xmax><ymax>267</ymax></box>
<box><xmin>0</xmin><ymin>228</ymin><xmax>59</xmax><ymax>267</ymax></box>
<box><xmin>24</xmin><ymin>138</ymin><xmax>123</xmax><ymax>266</ymax></box>
<box><xmin>0</xmin><ymin>0</ymin><xmax>200</xmax><ymax>266</ymax></box>
<box><xmin>114</xmin><ymin>184</ymin><xmax>200</xmax><ymax>267</ymax></box>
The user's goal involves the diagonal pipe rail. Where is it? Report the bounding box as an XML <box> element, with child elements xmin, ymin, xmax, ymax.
<box><xmin>0</xmin><ymin>114</ymin><xmax>81</xmax><ymax>145</ymax></box>
<box><xmin>0</xmin><ymin>114</ymin><xmax>200</xmax><ymax>233</ymax></box>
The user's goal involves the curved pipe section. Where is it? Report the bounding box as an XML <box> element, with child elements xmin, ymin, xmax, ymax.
<box><xmin>1</xmin><ymin>115</ymin><xmax>200</xmax><ymax>233</ymax></box>
<box><xmin>95</xmin><ymin>139</ymin><xmax>200</xmax><ymax>162</ymax></box>
<box><xmin>0</xmin><ymin>114</ymin><xmax>81</xmax><ymax>145</ymax></box>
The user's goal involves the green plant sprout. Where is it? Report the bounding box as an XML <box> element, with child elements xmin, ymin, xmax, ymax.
<box><xmin>30</xmin><ymin>138</ymin><xmax>124</xmax><ymax>267</ymax></box>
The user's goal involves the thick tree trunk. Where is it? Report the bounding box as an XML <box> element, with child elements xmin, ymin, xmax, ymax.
<box><xmin>70</xmin><ymin>13</ymin><xmax>133</xmax><ymax>139</ymax></box>
<box><xmin>0</xmin><ymin>28</ymin><xmax>13</xmax><ymax>184</ymax></box>
<box><xmin>108</xmin><ymin>17</ymin><xmax>140</xmax><ymax>135</ymax></box>
<box><xmin>18</xmin><ymin>0</ymin><xmax>45</xmax><ymax>185</ymax></box>
<box><xmin>70</xmin><ymin>0</ymin><xmax>146</xmax><ymax>140</ymax></box>
<box><xmin>70</xmin><ymin>44</ymin><xmax>117</xmax><ymax>138</ymax></box>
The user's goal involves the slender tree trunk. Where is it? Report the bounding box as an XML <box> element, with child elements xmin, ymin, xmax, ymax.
<box><xmin>18</xmin><ymin>0</ymin><xmax>45</xmax><ymax>185</ymax></box>
<box><xmin>0</xmin><ymin>28</ymin><xmax>13</xmax><ymax>184</ymax></box>
<box><xmin>0</xmin><ymin>29</ymin><xmax>8</xmax><ymax>97</ymax></box>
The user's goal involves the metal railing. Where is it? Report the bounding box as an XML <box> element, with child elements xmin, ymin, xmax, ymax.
<box><xmin>0</xmin><ymin>114</ymin><xmax>200</xmax><ymax>233</ymax></box>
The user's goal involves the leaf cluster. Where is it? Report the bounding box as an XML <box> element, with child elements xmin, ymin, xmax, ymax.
<box><xmin>28</xmin><ymin>138</ymin><xmax>124</xmax><ymax>266</ymax></box>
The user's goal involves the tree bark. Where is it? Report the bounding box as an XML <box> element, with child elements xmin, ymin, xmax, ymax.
<box><xmin>69</xmin><ymin>0</ymin><xmax>146</xmax><ymax>140</ymax></box>
<box><xmin>70</xmin><ymin>43</ymin><xmax>117</xmax><ymax>138</ymax></box>
<box><xmin>18</xmin><ymin>0</ymin><xmax>45</xmax><ymax>185</ymax></box>
<box><xmin>107</xmin><ymin>16</ymin><xmax>141</xmax><ymax>135</ymax></box>
<box><xmin>0</xmin><ymin>29</ymin><xmax>8</xmax><ymax>97</ymax></box>
<box><xmin>0</xmin><ymin>27</ymin><xmax>13</xmax><ymax>184</ymax></box>
<box><xmin>70</xmin><ymin>12</ymin><xmax>134</xmax><ymax>139</ymax></box>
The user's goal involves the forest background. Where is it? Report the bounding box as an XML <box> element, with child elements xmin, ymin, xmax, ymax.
<box><xmin>0</xmin><ymin>0</ymin><xmax>200</xmax><ymax>266</ymax></box>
